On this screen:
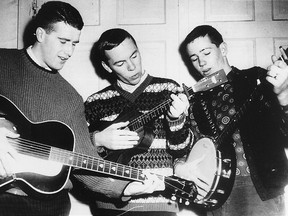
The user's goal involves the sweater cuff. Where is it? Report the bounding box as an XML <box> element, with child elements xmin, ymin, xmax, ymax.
<box><xmin>90</xmin><ymin>131</ymin><xmax>107</xmax><ymax>156</ymax></box>
<box><xmin>166</xmin><ymin>113</ymin><xmax>186</xmax><ymax>132</ymax></box>
<box><xmin>167</xmin><ymin>128</ymin><xmax>194</xmax><ymax>151</ymax></box>
<box><xmin>90</xmin><ymin>131</ymin><xmax>101</xmax><ymax>146</ymax></box>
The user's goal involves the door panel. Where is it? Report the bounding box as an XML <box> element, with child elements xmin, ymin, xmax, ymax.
<box><xmin>0</xmin><ymin>0</ymin><xmax>18</xmax><ymax>48</ymax></box>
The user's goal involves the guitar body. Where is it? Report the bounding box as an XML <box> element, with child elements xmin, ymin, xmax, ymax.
<box><xmin>90</xmin><ymin>109</ymin><xmax>154</xmax><ymax>164</ymax></box>
<box><xmin>0</xmin><ymin>95</ymin><xmax>74</xmax><ymax>196</ymax></box>
<box><xmin>181</xmin><ymin>137</ymin><xmax>236</xmax><ymax>210</ymax></box>
<box><xmin>0</xmin><ymin>95</ymin><xmax>198</xmax><ymax>203</ymax></box>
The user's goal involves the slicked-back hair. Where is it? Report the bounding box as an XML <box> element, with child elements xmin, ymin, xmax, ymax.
<box><xmin>33</xmin><ymin>1</ymin><xmax>84</xmax><ymax>33</ymax></box>
<box><xmin>96</xmin><ymin>28</ymin><xmax>138</xmax><ymax>63</ymax></box>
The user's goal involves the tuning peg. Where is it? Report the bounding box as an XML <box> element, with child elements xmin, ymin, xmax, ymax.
<box><xmin>185</xmin><ymin>200</ymin><xmax>190</xmax><ymax>205</ymax></box>
<box><xmin>171</xmin><ymin>195</ymin><xmax>176</xmax><ymax>201</ymax></box>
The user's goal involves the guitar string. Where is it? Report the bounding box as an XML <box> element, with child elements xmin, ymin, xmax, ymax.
<box><xmin>7</xmin><ymin>137</ymin><xmax>149</xmax><ymax>180</ymax></box>
<box><xmin>127</xmin><ymin>86</ymin><xmax>193</xmax><ymax>129</ymax></box>
<box><xmin>7</xmin><ymin>138</ymin><xmax>194</xmax><ymax>198</ymax></box>
<box><xmin>126</xmin><ymin>72</ymin><xmax>224</xmax><ymax>129</ymax></box>
<box><xmin>127</xmin><ymin>98</ymin><xmax>172</xmax><ymax>129</ymax></box>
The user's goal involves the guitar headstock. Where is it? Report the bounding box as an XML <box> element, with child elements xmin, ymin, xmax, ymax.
<box><xmin>192</xmin><ymin>69</ymin><xmax>227</xmax><ymax>92</ymax></box>
<box><xmin>164</xmin><ymin>175</ymin><xmax>197</xmax><ymax>206</ymax></box>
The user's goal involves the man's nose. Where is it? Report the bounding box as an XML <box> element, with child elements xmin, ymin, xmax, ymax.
<box><xmin>127</xmin><ymin>60</ymin><xmax>136</xmax><ymax>71</ymax></box>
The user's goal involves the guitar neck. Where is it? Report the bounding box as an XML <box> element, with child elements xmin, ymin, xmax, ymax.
<box><xmin>51</xmin><ymin>148</ymin><xmax>148</xmax><ymax>182</ymax></box>
<box><xmin>128</xmin><ymin>98</ymin><xmax>173</xmax><ymax>130</ymax></box>
<box><xmin>9</xmin><ymin>138</ymin><xmax>165</xmax><ymax>182</ymax></box>
<box><xmin>128</xmin><ymin>70</ymin><xmax>227</xmax><ymax>131</ymax></box>
<box><xmin>127</xmin><ymin>85</ymin><xmax>203</xmax><ymax>130</ymax></box>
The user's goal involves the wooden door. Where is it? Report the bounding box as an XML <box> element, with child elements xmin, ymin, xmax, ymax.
<box><xmin>0</xmin><ymin>0</ymin><xmax>19</xmax><ymax>48</ymax></box>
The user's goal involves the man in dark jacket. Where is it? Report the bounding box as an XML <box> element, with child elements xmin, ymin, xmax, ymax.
<box><xmin>175</xmin><ymin>25</ymin><xmax>288</xmax><ymax>216</ymax></box>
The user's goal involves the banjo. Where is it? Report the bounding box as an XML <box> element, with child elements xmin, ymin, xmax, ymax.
<box><xmin>178</xmin><ymin>74</ymin><xmax>266</xmax><ymax>210</ymax></box>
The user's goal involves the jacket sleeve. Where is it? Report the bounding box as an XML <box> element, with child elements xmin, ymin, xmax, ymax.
<box><xmin>257</xmin><ymin>66</ymin><xmax>288</xmax><ymax>140</ymax></box>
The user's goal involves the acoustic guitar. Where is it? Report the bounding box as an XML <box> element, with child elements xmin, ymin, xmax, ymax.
<box><xmin>0</xmin><ymin>94</ymin><xmax>197</xmax><ymax>204</ymax></box>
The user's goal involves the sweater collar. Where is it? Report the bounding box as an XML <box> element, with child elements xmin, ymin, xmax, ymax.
<box><xmin>114</xmin><ymin>74</ymin><xmax>153</xmax><ymax>103</ymax></box>
<box><xmin>26</xmin><ymin>46</ymin><xmax>52</xmax><ymax>71</ymax></box>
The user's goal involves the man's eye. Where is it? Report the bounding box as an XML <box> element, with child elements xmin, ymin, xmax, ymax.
<box><xmin>204</xmin><ymin>51</ymin><xmax>211</xmax><ymax>56</ymax></box>
<box><xmin>131</xmin><ymin>53</ymin><xmax>137</xmax><ymax>59</ymax></box>
<box><xmin>191</xmin><ymin>57</ymin><xmax>198</xmax><ymax>62</ymax></box>
<box><xmin>115</xmin><ymin>62</ymin><xmax>124</xmax><ymax>67</ymax></box>
<box><xmin>60</xmin><ymin>40</ymin><xmax>66</xmax><ymax>44</ymax></box>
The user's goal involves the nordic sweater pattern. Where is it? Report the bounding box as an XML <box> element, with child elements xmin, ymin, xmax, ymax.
<box><xmin>85</xmin><ymin>75</ymin><xmax>193</xmax><ymax>212</ymax></box>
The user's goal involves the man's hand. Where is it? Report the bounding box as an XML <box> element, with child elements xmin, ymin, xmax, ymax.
<box><xmin>123</xmin><ymin>172</ymin><xmax>165</xmax><ymax>196</ymax></box>
<box><xmin>168</xmin><ymin>87</ymin><xmax>189</xmax><ymax>119</ymax></box>
<box><xmin>267</xmin><ymin>55</ymin><xmax>288</xmax><ymax>106</ymax></box>
<box><xmin>174</xmin><ymin>155</ymin><xmax>209</xmax><ymax>193</ymax></box>
<box><xmin>0</xmin><ymin>119</ymin><xmax>19</xmax><ymax>178</ymax></box>
<box><xmin>93</xmin><ymin>121</ymin><xmax>139</xmax><ymax>150</ymax></box>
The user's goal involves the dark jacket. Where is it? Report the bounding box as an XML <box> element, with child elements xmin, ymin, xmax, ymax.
<box><xmin>189</xmin><ymin>66</ymin><xmax>288</xmax><ymax>201</ymax></box>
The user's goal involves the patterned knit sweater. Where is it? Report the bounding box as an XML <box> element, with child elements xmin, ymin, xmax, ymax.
<box><xmin>85</xmin><ymin>74</ymin><xmax>193</xmax><ymax>212</ymax></box>
<box><xmin>0</xmin><ymin>48</ymin><xmax>131</xmax><ymax>199</ymax></box>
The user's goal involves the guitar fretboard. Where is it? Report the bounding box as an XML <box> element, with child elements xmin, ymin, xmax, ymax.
<box><xmin>8</xmin><ymin>138</ymin><xmax>147</xmax><ymax>182</ymax></box>
<box><xmin>50</xmin><ymin>148</ymin><xmax>147</xmax><ymax>181</ymax></box>
<box><xmin>127</xmin><ymin>98</ymin><xmax>173</xmax><ymax>131</ymax></box>
<box><xmin>128</xmin><ymin>70</ymin><xmax>227</xmax><ymax>131</ymax></box>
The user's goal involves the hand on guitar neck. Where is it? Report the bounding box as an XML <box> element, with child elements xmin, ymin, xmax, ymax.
<box><xmin>167</xmin><ymin>90</ymin><xmax>189</xmax><ymax>119</ymax></box>
<box><xmin>0</xmin><ymin>118</ymin><xmax>20</xmax><ymax>179</ymax></box>
<box><xmin>123</xmin><ymin>171</ymin><xmax>165</xmax><ymax>196</ymax></box>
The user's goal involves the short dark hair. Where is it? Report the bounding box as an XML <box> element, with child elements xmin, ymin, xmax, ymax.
<box><xmin>181</xmin><ymin>25</ymin><xmax>223</xmax><ymax>49</ymax></box>
<box><xmin>95</xmin><ymin>28</ymin><xmax>137</xmax><ymax>63</ymax></box>
<box><xmin>24</xmin><ymin>1</ymin><xmax>83</xmax><ymax>47</ymax></box>
<box><xmin>33</xmin><ymin>1</ymin><xmax>84</xmax><ymax>33</ymax></box>
<box><xmin>179</xmin><ymin>25</ymin><xmax>223</xmax><ymax>80</ymax></box>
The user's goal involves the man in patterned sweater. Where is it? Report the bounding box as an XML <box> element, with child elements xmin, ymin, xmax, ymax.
<box><xmin>85</xmin><ymin>28</ymin><xmax>194</xmax><ymax>216</ymax></box>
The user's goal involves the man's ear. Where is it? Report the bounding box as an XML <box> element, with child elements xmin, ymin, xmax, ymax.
<box><xmin>35</xmin><ymin>27</ymin><xmax>45</xmax><ymax>42</ymax></box>
<box><xmin>219</xmin><ymin>42</ymin><xmax>228</xmax><ymax>56</ymax></box>
<box><xmin>101</xmin><ymin>61</ymin><xmax>113</xmax><ymax>73</ymax></box>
